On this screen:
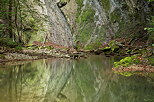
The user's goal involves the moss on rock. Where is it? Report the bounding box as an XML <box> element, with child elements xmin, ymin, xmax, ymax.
<box><xmin>75</xmin><ymin>3</ymin><xmax>96</xmax><ymax>47</ymax></box>
<box><xmin>76</xmin><ymin>6</ymin><xmax>95</xmax><ymax>23</ymax></box>
<box><xmin>100</xmin><ymin>0</ymin><xmax>111</xmax><ymax>12</ymax></box>
<box><xmin>75</xmin><ymin>0</ymin><xmax>83</xmax><ymax>9</ymax></box>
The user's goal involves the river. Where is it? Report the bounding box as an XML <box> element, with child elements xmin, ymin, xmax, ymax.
<box><xmin>0</xmin><ymin>55</ymin><xmax>153</xmax><ymax>102</ymax></box>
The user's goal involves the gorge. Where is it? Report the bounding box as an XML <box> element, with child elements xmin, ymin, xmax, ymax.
<box><xmin>0</xmin><ymin>0</ymin><xmax>154</xmax><ymax>102</ymax></box>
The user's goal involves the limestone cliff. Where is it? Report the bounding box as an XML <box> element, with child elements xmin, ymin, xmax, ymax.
<box><xmin>24</xmin><ymin>0</ymin><xmax>151</xmax><ymax>48</ymax></box>
<box><xmin>44</xmin><ymin>0</ymin><xmax>74</xmax><ymax>47</ymax></box>
<box><xmin>62</xmin><ymin>0</ymin><xmax>150</xmax><ymax>49</ymax></box>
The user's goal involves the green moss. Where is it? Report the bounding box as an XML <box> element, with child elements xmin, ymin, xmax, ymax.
<box><xmin>44</xmin><ymin>46</ymin><xmax>54</xmax><ymax>50</ymax></box>
<box><xmin>26</xmin><ymin>44</ymin><xmax>54</xmax><ymax>50</ymax></box>
<box><xmin>100</xmin><ymin>40</ymin><xmax>120</xmax><ymax>54</ymax></box>
<box><xmin>22</xmin><ymin>15</ymin><xmax>46</xmax><ymax>44</ymax></box>
<box><xmin>103</xmin><ymin>47</ymin><xmax>111</xmax><ymax>50</ymax></box>
<box><xmin>84</xmin><ymin>41</ymin><xmax>102</xmax><ymax>50</ymax></box>
<box><xmin>0</xmin><ymin>54</ymin><xmax>5</xmax><ymax>59</ymax></box>
<box><xmin>76</xmin><ymin>6</ymin><xmax>95</xmax><ymax>23</ymax></box>
<box><xmin>109</xmin><ymin>7</ymin><xmax>134</xmax><ymax>38</ymax></box>
<box><xmin>110</xmin><ymin>8</ymin><xmax>121</xmax><ymax>22</ymax></box>
<box><xmin>77</xmin><ymin>23</ymin><xmax>94</xmax><ymax>43</ymax></box>
<box><xmin>76</xmin><ymin>0</ymin><xmax>83</xmax><ymax>9</ymax></box>
<box><xmin>101</xmin><ymin>0</ymin><xmax>111</xmax><ymax>11</ymax></box>
<box><xmin>84</xmin><ymin>45</ymin><xmax>93</xmax><ymax>50</ymax></box>
<box><xmin>114</xmin><ymin>55</ymin><xmax>141</xmax><ymax>68</ymax></box>
<box><xmin>148</xmin><ymin>56</ymin><xmax>154</xmax><ymax>66</ymax></box>
<box><xmin>76</xmin><ymin>0</ymin><xmax>84</xmax><ymax>17</ymax></box>
<box><xmin>76</xmin><ymin>4</ymin><xmax>96</xmax><ymax>46</ymax></box>
<box><xmin>15</xmin><ymin>46</ymin><xmax>23</xmax><ymax>50</ymax></box>
<box><xmin>116</xmin><ymin>72</ymin><xmax>135</xmax><ymax>77</ymax></box>
<box><xmin>60</xmin><ymin>0</ymin><xmax>70</xmax><ymax>3</ymax></box>
<box><xmin>109</xmin><ymin>40</ymin><xmax>119</xmax><ymax>52</ymax></box>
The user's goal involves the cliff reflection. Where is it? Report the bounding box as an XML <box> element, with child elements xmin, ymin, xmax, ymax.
<box><xmin>0</xmin><ymin>56</ymin><xmax>153</xmax><ymax>102</ymax></box>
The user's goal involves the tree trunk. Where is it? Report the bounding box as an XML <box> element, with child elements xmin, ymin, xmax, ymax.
<box><xmin>8</xmin><ymin>0</ymin><xmax>13</xmax><ymax>38</ymax></box>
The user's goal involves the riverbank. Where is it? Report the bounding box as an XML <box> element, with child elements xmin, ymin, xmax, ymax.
<box><xmin>112</xmin><ymin>65</ymin><xmax>154</xmax><ymax>76</ymax></box>
<box><xmin>111</xmin><ymin>54</ymin><xmax>154</xmax><ymax>77</ymax></box>
<box><xmin>0</xmin><ymin>38</ymin><xmax>153</xmax><ymax>76</ymax></box>
<box><xmin>0</xmin><ymin>46</ymin><xmax>88</xmax><ymax>63</ymax></box>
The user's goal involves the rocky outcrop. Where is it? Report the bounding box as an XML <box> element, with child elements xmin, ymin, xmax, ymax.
<box><xmin>23</xmin><ymin>0</ymin><xmax>151</xmax><ymax>49</ymax></box>
<box><xmin>44</xmin><ymin>0</ymin><xmax>74</xmax><ymax>47</ymax></box>
<box><xmin>70</xmin><ymin>0</ymin><xmax>150</xmax><ymax>49</ymax></box>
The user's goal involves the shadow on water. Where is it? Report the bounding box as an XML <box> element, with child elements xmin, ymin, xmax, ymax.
<box><xmin>0</xmin><ymin>55</ymin><xmax>153</xmax><ymax>102</ymax></box>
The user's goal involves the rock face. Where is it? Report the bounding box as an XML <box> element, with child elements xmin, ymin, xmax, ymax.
<box><xmin>70</xmin><ymin>0</ymin><xmax>150</xmax><ymax>49</ymax></box>
<box><xmin>26</xmin><ymin>0</ymin><xmax>151</xmax><ymax>48</ymax></box>
<box><xmin>44</xmin><ymin>0</ymin><xmax>74</xmax><ymax>47</ymax></box>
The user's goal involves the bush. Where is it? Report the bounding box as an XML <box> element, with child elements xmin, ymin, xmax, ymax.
<box><xmin>0</xmin><ymin>38</ymin><xmax>22</xmax><ymax>49</ymax></box>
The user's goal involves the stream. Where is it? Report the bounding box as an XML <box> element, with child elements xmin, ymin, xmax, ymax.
<box><xmin>0</xmin><ymin>55</ymin><xmax>154</xmax><ymax>102</ymax></box>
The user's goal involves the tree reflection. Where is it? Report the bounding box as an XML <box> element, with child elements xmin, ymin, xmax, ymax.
<box><xmin>0</xmin><ymin>56</ymin><xmax>153</xmax><ymax>102</ymax></box>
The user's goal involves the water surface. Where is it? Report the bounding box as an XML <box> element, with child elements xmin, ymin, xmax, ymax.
<box><xmin>0</xmin><ymin>55</ymin><xmax>153</xmax><ymax>102</ymax></box>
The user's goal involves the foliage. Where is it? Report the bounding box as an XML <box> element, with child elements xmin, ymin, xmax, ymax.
<box><xmin>114</xmin><ymin>55</ymin><xmax>141</xmax><ymax>68</ymax></box>
<box><xmin>0</xmin><ymin>0</ymin><xmax>47</xmax><ymax>43</ymax></box>
<box><xmin>26</xmin><ymin>43</ymin><xmax>54</xmax><ymax>50</ymax></box>
<box><xmin>100</xmin><ymin>0</ymin><xmax>111</xmax><ymax>11</ymax></box>
<box><xmin>75</xmin><ymin>3</ymin><xmax>96</xmax><ymax>46</ymax></box>
<box><xmin>148</xmin><ymin>56</ymin><xmax>154</xmax><ymax>66</ymax></box>
<box><xmin>100</xmin><ymin>40</ymin><xmax>120</xmax><ymax>54</ymax></box>
<box><xmin>0</xmin><ymin>24</ymin><xmax>4</xmax><ymax>37</ymax></box>
<box><xmin>0</xmin><ymin>54</ymin><xmax>5</xmax><ymax>59</ymax></box>
<box><xmin>144</xmin><ymin>16</ymin><xmax>154</xmax><ymax>44</ymax></box>
<box><xmin>15</xmin><ymin>46</ymin><xmax>23</xmax><ymax>50</ymax></box>
<box><xmin>103</xmin><ymin>46</ymin><xmax>111</xmax><ymax>50</ymax></box>
<box><xmin>147</xmin><ymin>0</ymin><xmax>154</xmax><ymax>2</ymax></box>
<box><xmin>20</xmin><ymin>0</ymin><xmax>47</xmax><ymax>43</ymax></box>
<box><xmin>77</xmin><ymin>24</ymin><xmax>94</xmax><ymax>44</ymax></box>
<box><xmin>76</xmin><ymin>6</ymin><xmax>95</xmax><ymax>23</ymax></box>
<box><xmin>145</xmin><ymin>0</ymin><xmax>154</xmax><ymax>44</ymax></box>
<box><xmin>84</xmin><ymin>41</ymin><xmax>102</xmax><ymax>50</ymax></box>
<box><xmin>109</xmin><ymin>40</ymin><xmax>119</xmax><ymax>52</ymax></box>
<box><xmin>76</xmin><ymin>0</ymin><xmax>84</xmax><ymax>11</ymax></box>
<box><xmin>116</xmin><ymin>71</ymin><xmax>135</xmax><ymax>77</ymax></box>
<box><xmin>0</xmin><ymin>38</ymin><xmax>17</xmax><ymax>47</ymax></box>
<box><xmin>0</xmin><ymin>38</ymin><xmax>22</xmax><ymax>49</ymax></box>
<box><xmin>60</xmin><ymin>0</ymin><xmax>70</xmax><ymax>3</ymax></box>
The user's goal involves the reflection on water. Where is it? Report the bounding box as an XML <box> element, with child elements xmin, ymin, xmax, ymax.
<box><xmin>0</xmin><ymin>55</ymin><xmax>153</xmax><ymax>102</ymax></box>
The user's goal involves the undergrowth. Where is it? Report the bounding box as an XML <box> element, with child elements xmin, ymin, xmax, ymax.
<box><xmin>0</xmin><ymin>38</ymin><xmax>23</xmax><ymax>50</ymax></box>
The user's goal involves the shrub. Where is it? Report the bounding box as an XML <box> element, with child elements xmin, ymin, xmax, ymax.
<box><xmin>0</xmin><ymin>38</ymin><xmax>22</xmax><ymax>49</ymax></box>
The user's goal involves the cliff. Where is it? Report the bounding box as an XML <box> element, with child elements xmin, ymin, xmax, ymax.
<box><xmin>42</xmin><ymin>0</ymin><xmax>151</xmax><ymax>48</ymax></box>
<box><xmin>2</xmin><ymin>0</ymin><xmax>151</xmax><ymax>48</ymax></box>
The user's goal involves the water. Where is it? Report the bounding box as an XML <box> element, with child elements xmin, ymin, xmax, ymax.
<box><xmin>0</xmin><ymin>55</ymin><xmax>153</xmax><ymax>102</ymax></box>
